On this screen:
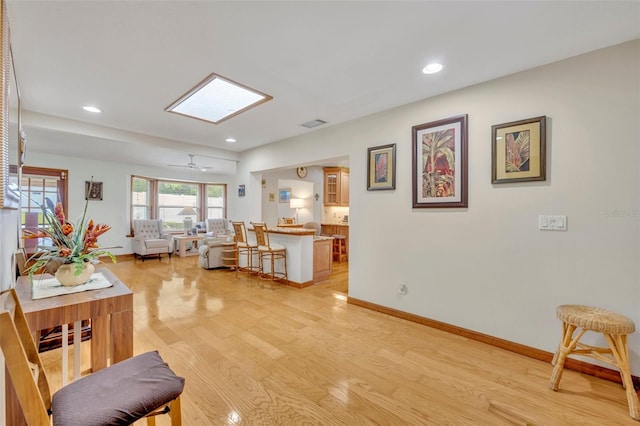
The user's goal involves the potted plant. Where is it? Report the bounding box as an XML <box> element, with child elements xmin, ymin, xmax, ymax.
<box><xmin>24</xmin><ymin>190</ymin><xmax>116</xmax><ymax>286</ymax></box>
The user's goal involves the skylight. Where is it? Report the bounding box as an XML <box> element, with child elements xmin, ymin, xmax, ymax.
<box><xmin>165</xmin><ymin>73</ymin><xmax>272</xmax><ymax>124</ymax></box>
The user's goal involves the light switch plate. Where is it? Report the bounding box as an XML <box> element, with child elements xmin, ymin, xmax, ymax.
<box><xmin>539</xmin><ymin>215</ymin><xmax>567</xmax><ymax>231</ymax></box>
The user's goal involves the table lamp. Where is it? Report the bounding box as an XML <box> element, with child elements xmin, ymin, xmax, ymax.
<box><xmin>177</xmin><ymin>206</ymin><xmax>197</xmax><ymax>235</ymax></box>
<box><xmin>290</xmin><ymin>198</ymin><xmax>304</xmax><ymax>223</ymax></box>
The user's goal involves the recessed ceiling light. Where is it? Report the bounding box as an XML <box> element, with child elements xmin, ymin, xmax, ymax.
<box><xmin>165</xmin><ymin>73</ymin><xmax>272</xmax><ymax>124</ymax></box>
<box><xmin>422</xmin><ymin>63</ymin><xmax>443</xmax><ymax>74</ymax></box>
<box><xmin>225</xmin><ymin>138</ymin><xmax>236</xmax><ymax>143</ymax></box>
<box><xmin>83</xmin><ymin>106</ymin><xmax>101</xmax><ymax>113</ymax></box>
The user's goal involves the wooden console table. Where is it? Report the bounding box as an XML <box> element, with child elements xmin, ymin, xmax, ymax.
<box><xmin>15</xmin><ymin>266</ymin><xmax>133</xmax><ymax>370</ymax></box>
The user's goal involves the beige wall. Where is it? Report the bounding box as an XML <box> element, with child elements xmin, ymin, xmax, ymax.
<box><xmin>236</xmin><ymin>40</ymin><xmax>640</xmax><ymax>372</ymax></box>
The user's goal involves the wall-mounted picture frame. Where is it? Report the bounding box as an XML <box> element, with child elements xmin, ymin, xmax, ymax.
<box><xmin>85</xmin><ymin>181</ymin><xmax>103</xmax><ymax>200</ymax></box>
<box><xmin>279</xmin><ymin>187</ymin><xmax>291</xmax><ymax>203</ymax></box>
<box><xmin>367</xmin><ymin>143</ymin><xmax>396</xmax><ymax>191</ymax></box>
<box><xmin>238</xmin><ymin>184</ymin><xmax>246</xmax><ymax>197</ymax></box>
<box><xmin>412</xmin><ymin>114</ymin><xmax>468</xmax><ymax>208</ymax></box>
<box><xmin>268</xmin><ymin>193</ymin><xmax>275</xmax><ymax>202</ymax></box>
<box><xmin>492</xmin><ymin>115</ymin><xmax>546</xmax><ymax>184</ymax></box>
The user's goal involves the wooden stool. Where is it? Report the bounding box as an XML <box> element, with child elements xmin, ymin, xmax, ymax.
<box><xmin>231</xmin><ymin>221</ymin><xmax>258</xmax><ymax>276</ymax></box>
<box><xmin>550</xmin><ymin>304</ymin><xmax>639</xmax><ymax>420</ymax></box>
<box><xmin>332</xmin><ymin>234</ymin><xmax>347</xmax><ymax>263</ymax></box>
<box><xmin>252</xmin><ymin>222</ymin><xmax>288</xmax><ymax>287</ymax></box>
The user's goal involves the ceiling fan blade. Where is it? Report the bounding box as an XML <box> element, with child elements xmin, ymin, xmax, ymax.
<box><xmin>167</xmin><ymin>154</ymin><xmax>215</xmax><ymax>170</ymax></box>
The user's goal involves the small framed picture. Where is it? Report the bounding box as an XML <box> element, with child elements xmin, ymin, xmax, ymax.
<box><xmin>269</xmin><ymin>193</ymin><xmax>275</xmax><ymax>202</ymax></box>
<box><xmin>279</xmin><ymin>187</ymin><xmax>291</xmax><ymax>203</ymax></box>
<box><xmin>367</xmin><ymin>143</ymin><xmax>396</xmax><ymax>191</ymax></box>
<box><xmin>238</xmin><ymin>184</ymin><xmax>246</xmax><ymax>197</ymax></box>
<box><xmin>492</xmin><ymin>116</ymin><xmax>546</xmax><ymax>184</ymax></box>
<box><xmin>85</xmin><ymin>181</ymin><xmax>103</xmax><ymax>200</ymax></box>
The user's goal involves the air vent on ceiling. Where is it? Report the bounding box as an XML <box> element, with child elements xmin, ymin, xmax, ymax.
<box><xmin>301</xmin><ymin>119</ymin><xmax>327</xmax><ymax>129</ymax></box>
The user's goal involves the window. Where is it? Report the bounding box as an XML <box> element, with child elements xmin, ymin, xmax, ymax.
<box><xmin>158</xmin><ymin>181</ymin><xmax>198</xmax><ymax>231</ymax></box>
<box><xmin>17</xmin><ymin>167</ymin><xmax>68</xmax><ymax>254</ymax></box>
<box><xmin>131</xmin><ymin>176</ymin><xmax>152</xmax><ymax>221</ymax></box>
<box><xmin>206</xmin><ymin>184</ymin><xmax>226</xmax><ymax>219</ymax></box>
<box><xmin>130</xmin><ymin>175</ymin><xmax>226</xmax><ymax>233</ymax></box>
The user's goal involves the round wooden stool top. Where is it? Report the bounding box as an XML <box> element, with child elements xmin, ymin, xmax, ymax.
<box><xmin>556</xmin><ymin>305</ymin><xmax>635</xmax><ymax>335</ymax></box>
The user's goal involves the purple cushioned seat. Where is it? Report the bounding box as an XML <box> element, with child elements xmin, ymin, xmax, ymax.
<box><xmin>52</xmin><ymin>351</ymin><xmax>184</xmax><ymax>426</ymax></box>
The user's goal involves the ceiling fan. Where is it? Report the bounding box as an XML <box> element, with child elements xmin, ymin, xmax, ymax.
<box><xmin>168</xmin><ymin>154</ymin><xmax>214</xmax><ymax>171</ymax></box>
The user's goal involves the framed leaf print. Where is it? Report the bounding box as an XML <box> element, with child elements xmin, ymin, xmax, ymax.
<box><xmin>492</xmin><ymin>116</ymin><xmax>546</xmax><ymax>184</ymax></box>
<box><xmin>412</xmin><ymin>114</ymin><xmax>468</xmax><ymax>208</ymax></box>
<box><xmin>367</xmin><ymin>143</ymin><xmax>396</xmax><ymax>191</ymax></box>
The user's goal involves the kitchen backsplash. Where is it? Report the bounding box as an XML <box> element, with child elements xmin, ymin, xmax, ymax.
<box><xmin>323</xmin><ymin>206</ymin><xmax>350</xmax><ymax>224</ymax></box>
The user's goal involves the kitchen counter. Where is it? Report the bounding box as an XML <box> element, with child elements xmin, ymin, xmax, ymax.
<box><xmin>247</xmin><ymin>227</ymin><xmax>315</xmax><ymax>287</ymax></box>
<box><xmin>271</xmin><ymin>227</ymin><xmax>316</xmax><ymax>236</ymax></box>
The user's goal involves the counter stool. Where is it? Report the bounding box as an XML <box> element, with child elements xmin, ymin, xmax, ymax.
<box><xmin>252</xmin><ymin>222</ymin><xmax>288</xmax><ymax>287</ymax></box>
<box><xmin>332</xmin><ymin>234</ymin><xmax>347</xmax><ymax>263</ymax></box>
<box><xmin>231</xmin><ymin>221</ymin><xmax>258</xmax><ymax>277</ymax></box>
<box><xmin>550</xmin><ymin>304</ymin><xmax>639</xmax><ymax>420</ymax></box>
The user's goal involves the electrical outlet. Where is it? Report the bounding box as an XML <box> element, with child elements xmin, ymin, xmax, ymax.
<box><xmin>398</xmin><ymin>283</ymin><xmax>408</xmax><ymax>295</ymax></box>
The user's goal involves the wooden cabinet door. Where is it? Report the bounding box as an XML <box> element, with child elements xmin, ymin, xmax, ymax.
<box><xmin>339</xmin><ymin>171</ymin><xmax>349</xmax><ymax>205</ymax></box>
<box><xmin>324</xmin><ymin>167</ymin><xmax>349</xmax><ymax>206</ymax></box>
<box><xmin>321</xmin><ymin>224</ymin><xmax>337</xmax><ymax>235</ymax></box>
<box><xmin>313</xmin><ymin>239</ymin><xmax>333</xmax><ymax>282</ymax></box>
<box><xmin>324</xmin><ymin>169</ymin><xmax>339</xmax><ymax>205</ymax></box>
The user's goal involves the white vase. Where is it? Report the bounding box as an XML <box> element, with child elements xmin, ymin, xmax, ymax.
<box><xmin>55</xmin><ymin>262</ymin><xmax>95</xmax><ymax>286</ymax></box>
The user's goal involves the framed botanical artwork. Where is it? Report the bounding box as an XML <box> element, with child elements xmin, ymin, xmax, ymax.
<box><xmin>412</xmin><ymin>114</ymin><xmax>468</xmax><ymax>208</ymax></box>
<box><xmin>492</xmin><ymin>116</ymin><xmax>546</xmax><ymax>184</ymax></box>
<box><xmin>367</xmin><ymin>143</ymin><xmax>396</xmax><ymax>191</ymax></box>
<box><xmin>279</xmin><ymin>187</ymin><xmax>291</xmax><ymax>203</ymax></box>
<box><xmin>85</xmin><ymin>181</ymin><xmax>103</xmax><ymax>200</ymax></box>
<box><xmin>238</xmin><ymin>184</ymin><xmax>246</xmax><ymax>197</ymax></box>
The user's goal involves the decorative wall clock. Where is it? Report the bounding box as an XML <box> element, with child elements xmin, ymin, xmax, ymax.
<box><xmin>296</xmin><ymin>166</ymin><xmax>307</xmax><ymax>178</ymax></box>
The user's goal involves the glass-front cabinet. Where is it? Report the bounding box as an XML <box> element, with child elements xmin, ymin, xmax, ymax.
<box><xmin>323</xmin><ymin>167</ymin><xmax>349</xmax><ymax>206</ymax></box>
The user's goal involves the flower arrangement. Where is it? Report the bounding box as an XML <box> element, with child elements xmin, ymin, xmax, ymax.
<box><xmin>24</xmin><ymin>194</ymin><xmax>116</xmax><ymax>279</ymax></box>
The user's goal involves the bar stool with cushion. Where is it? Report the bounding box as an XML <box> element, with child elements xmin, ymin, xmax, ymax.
<box><xmin>1</xmin><ymin>288</ymin><xmax>185</xmax><ymax>425</ymax></box>
<box><xmin>332</xmin><ymin>234</ymin><xmax>347</xmax><ymax>263</ymax></box>
<box><xmin>252</xmin><ymin>222</ymin><xmax>288</xmax><ymax>286</ymax></box>
<box><xmin>231</xmin><ymin>221</ymin><xmax>258</xmax><ymax>276</ymax></box>
<box><xmin>550</xmin><ymin>304</ymin><xmax>639</xmax><ymax>420</ymax></box>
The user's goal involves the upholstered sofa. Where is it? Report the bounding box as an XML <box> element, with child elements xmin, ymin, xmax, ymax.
<box><xmin>132</xmin><ymin>219</ymin><xmax>174</xmax><ymax>261</ymax></box>
<box><xmin>198</xmin><ymin>219</ymin><xmax>233</xmax><ymax>269</ymax></box>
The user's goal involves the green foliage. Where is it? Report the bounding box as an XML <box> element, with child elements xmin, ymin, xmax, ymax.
<box><xmin>159</xmin><ymin>183</ymin><xmax>197</xmax><ymax>195</ymax></box>
<box><xmin>207</xmin><ymin>185</ymin><xmax>223</xmax><ymax>197</ymax></box>
<box><xmin>132</xmin><ymin>178</ymin><xmax>148</xmax><ymax>192</ymax></box>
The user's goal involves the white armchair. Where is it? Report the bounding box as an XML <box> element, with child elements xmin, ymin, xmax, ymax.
<box><xmin>199</xmin><ymin>218</ymin><xmax>232</xmax><ymax>269</ymax></box>
<box><xmin>132</xmin><ymin>219</ymin><xmax>174</xmax><ymax>261</ymax></box>
<box><xmin>205</xmin><ymin>218</ymin><xmax>230</xmax><ymax>237</ymax></box>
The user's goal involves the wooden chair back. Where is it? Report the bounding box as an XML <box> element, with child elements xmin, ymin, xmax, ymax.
<box><xmin>231</xmin><ymin>221</ymin><xmax>248</xmax><ymax>244</ymax></box>
<box><xmin>251</xmin><ymin>222</ymin><xmax>271</xmax><ymax>248</ymax></box>
<box><xmin>0</xmin><ymin>288</ymin><xmax>52</xmax><ymax>425</ymax></box>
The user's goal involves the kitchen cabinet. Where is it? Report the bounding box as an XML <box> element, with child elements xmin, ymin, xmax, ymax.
<box><xmin>321</xmin><ymin>224</ymin><xmax>349</xmax><ymax>261</ymax></box>
<box><xmin>323</xmin><ymin>167</ymin><xmax>349</xmax><ymax>206</ymax></box>
<box><xmin>313</xmin><ymin>237</ymin><xmax>333</xmax><ymax>283</ymax></box>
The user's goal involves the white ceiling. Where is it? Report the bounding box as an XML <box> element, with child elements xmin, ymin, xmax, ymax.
<box><xmin>6</xmin><ymin>1</ymin><xmax>640</xmax><ymax>174</ymax></box>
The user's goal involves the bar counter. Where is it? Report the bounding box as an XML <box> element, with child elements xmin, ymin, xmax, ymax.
<box><xmin>247</xmin><ymin>226</ymin><xmax>317</xmax><ymax>287</ymax></box>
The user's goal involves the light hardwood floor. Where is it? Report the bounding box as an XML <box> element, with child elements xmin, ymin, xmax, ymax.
<box><xmin>39</xmin><ymin>256</ymin><xmax>635</xmax><ymax>425</ymax></box>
